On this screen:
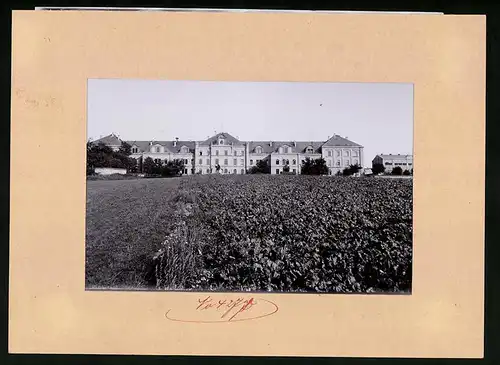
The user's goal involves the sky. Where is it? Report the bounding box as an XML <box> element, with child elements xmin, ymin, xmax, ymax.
<box><xmin>88</xmin><ymin>79</ymin><xmax>413</xmax><ymax>167</ymax></box>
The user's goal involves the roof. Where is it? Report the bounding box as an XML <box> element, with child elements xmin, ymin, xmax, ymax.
<box><xmin>92</xmin><ymin>133</ymin><xmax>122</xmax><ymax>146</ymax></box>
<box><xmin>200</xmin><ymin>132</ymin><xmax>243</xmax><ymax>146</ymax></box>
<box><xmin>125</xmin><ymin>140</ymin><xmax>196</xmax><ymax>153</ymax></box>
<box><xmin>248</xmin><ymin>141</ymin><xmax>323</xmax><ymax>154</ymax></box>
<box><xmin>95</xmin><ymin>132</ymin><xmax>364</xmax><ymax>154</ymax></box>
<box><xmin>322</xmin><ymin>134</ymin><xmax>362</xmax><ymax>147</ymax></box>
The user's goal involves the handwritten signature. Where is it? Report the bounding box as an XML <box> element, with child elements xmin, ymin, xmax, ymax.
<box><xmin>165</xmin><ymin>295</ymin><xmax>278</xmax><ymax>323</ymax></box>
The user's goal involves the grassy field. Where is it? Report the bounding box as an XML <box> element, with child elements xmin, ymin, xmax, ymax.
<box><xmin>85</xmin><ymin>178</ymin><xmax>182</xmax><ymax>289</ymax></box>
<box><xmin>86</xmin><ymin>175</ymin><xmax>413</xmax><ymax>292</ymax></box>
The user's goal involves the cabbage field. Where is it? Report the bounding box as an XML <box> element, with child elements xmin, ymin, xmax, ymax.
<box><xmin>86</xmin><ymin>175</ymin><xmax>413</xmax><ymax>293</ymax></box>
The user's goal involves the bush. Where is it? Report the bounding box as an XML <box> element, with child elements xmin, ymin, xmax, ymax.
<box><xmin>392</xmin><ymin>166</ymin><xmax>403</xmax><ymax>176</ymax></box>
<box><xmin>403</xmin><ymin>169</ymin><xmax>411</xmax><ymax>176</ymax></box>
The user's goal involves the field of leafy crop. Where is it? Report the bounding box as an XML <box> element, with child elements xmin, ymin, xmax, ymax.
<box><xmin>154</xmin><ymin>175</ymin><xmax>413</xmax><ymax>293</ymax></box>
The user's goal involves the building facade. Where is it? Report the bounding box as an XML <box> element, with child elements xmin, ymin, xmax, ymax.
<box><xmin>372</xmin><ymin>154</ymin><xmax>413</xmax><ymax>173</ymax></box>
<box><xmin>93</xmin><ymin>132</ymin><xmax>364</xmax><ymax>176</ymax></box>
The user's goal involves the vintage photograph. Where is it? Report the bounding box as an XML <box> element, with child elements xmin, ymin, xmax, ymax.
<box><xmin>86</xmin><ymin>80</ymin><xmax>414</xmax><ymax>293</ymax></box>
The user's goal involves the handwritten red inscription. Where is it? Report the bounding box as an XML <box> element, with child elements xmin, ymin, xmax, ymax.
<box><xmin>165</xmin><ymin>295</ymin><xmax>279</xmax><ymax>323</ymax></box>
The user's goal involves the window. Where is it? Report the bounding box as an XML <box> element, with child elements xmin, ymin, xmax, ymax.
<box><xmin>336</xmin><ymin>150</ymin><xmax>341</xmax><ymax>157</ymax></box>
<box><xmin>234</xmin><ymin>151</ymin><xmax>237</xmax><ymax>156</ymax></box>
<box><xmin>233</xmin><ymin>158</ymin><xmax>237</xmax><ymax>165</ymax></box>
<box><xmin>345</xmin><ymin>160</ymin><xmax>350</xmax><ymax>166</ymax></box>
<box><xmin>224</xmin><ymin>168</ymin><xmax>228</xmax><ymax>173</ymax></box>
<box><xmin>199</xmin><ymin>159</ymin><xmax>202</xmax><ymax>165</ymax></box>
<box><xmin>250</xmin><ymin>160</ymin><xmax>253</xmax><ymax>165</ymax></box>
<box><xmin>255</xmin><ymin>146</ymin><xmax>262</xmax><ymax>154</ymax></box>
<box><xmin>385</xmin><ymin>162</ymin><xmax>392</xmax><ymax>166</ymax></box>
<box><xmin>327</xmin><ymin>160</ymin><xmax>331</xmax><ymax>167</ymax></box>
<box><xmin>198</xmin><ymin>169</ymin><xmax>202</xmax><ymax>174</ymax></box>
<box><xmin>343</xmin><ymin>150</ymin><xmax>350</xmax><ymax>157</ymax></box>
<box><xmin>276</xmin><ymin>169</ymin><xmax>280</xmax><ymax>174</ymax></box>
<box><xmin>306</xmin><ymin>147</ymin><xmax>313</xmax><ymax>153</ymax></box>
<box><xmin>233</xmin><ymin>169</ymin><xmax>237</xmax><ymax>174</ymax></box>
<box><xmin>352</xmin><ymin>151</ymin><xmax>358</xmax><ymax>157</ymax></box>
<box><xmin>276</xmin><ymin>159</ymin><xmax>280</xmax><ymax>165</ymax></box>
<box><xmin>206</xmin><ymin>159</ymin><xmax>210</xmax><ymax>165</ymax></box>
<box><xmin>279</xmin><ymin>147</ymin><xmax>283</xmax><ymax>154</ymax></box>
<box><xmin>181</xmin><ymin>147</ymin><xmax>189</xmax><ymax>153</ymax></box>
<box><xmin>184</xmin><ymin>169</ymin><xmax>188</xmax><ymax>174</ymax></box>
<box><xmin>293</xmin><ymin>169</ymin><xmax>296</xmax><ymax>173</ymax></box>
<box><xmin>353</xmin><ymin>159</ymin><xmax>358</xmax><ymax>165</ymax></box>
<box><xmin>336</xmin><ymin>161</ymin><xmax>340</xmax><ymax>166</ymax></box>
<box><xmin>224</xmin><ymin>159</ymin><xmax>228</xmax><ymax>165</ymax></box>
<box><xmin>219</xmin><ymin>140</ymin><xmax>223</xmax><ymax>145</ymax></box>
<box><xmin>199</xmin><ymin>151</ymin><xmax>202</xmax><ymax>155</ymax></box>
<box><xmin>216</xmin><ymin>150</ymin><xmax>219</xmax><ymax>156</ymax></box>
<box><xmin>132</xmin><ymin>147</ymin><xmax>138</xmax><ymax>153</ymax></box>
<box><xmin>240</xmin><ymin>159</ymin><xmax>244</xmax><ymax>166</ymax></box>
<box><xmin>184</xmin><ymin>159</ymin><xmax>188</xmax><ymax>164</ymax></box>
<box><xmin>191</xmin><ymin>159</ymin><xmax>194</xmax><ymax>164</ymax></box>
<box><xmin>154</xmin><ymin>158</ymin><xmax>161</xmax><ymax>164</ymax></box>
<box><xmin>224</xmin><ymin>150</ymin><xmax>228</xmax><ymax>156</ymax></box>
<box><xmin>301</xmin><ymin>160</ymin><xmax>305</xmax><ymax>164</ymax></box>
<box><xmin>328</xmin><ymin>151</ymin><xmax>332</xmax><ymax>157</ymax></box>
<box><xmin>215</xmin><ymin>158</ymin><xmax>219</xmax><ymax>165</ymax></box>
<box><xmin>241</xmin><ymin>169</ymin><xmax>244</xmax><ymax>174</ymax></box>
<box><xmin>241</xmin><ymin>151</ymin><xmax>244</xmax><ymax>156</ymax></box>
<box><xmin>155</xmin><ymin>147</ymin><xmax>160</xmax><ymax>153</ymax></box>
<box><xmin>292</xmin><ymin>159</ymin><xmax>296</xmax><ymax>165</ymax></box>
<box><xmin>409</xmin><ymin>163</ymin><xmax>413</xmax><ymax>166</ymax></box>
<box><xmin>282</xmin><ymin>159</ymin><xmax>286</xmax><ymax>165</ymax></box>
<box><xmin>206</xmin><ymin>169</ymin><xmax>210</xmax><ymax>173</ymax></box>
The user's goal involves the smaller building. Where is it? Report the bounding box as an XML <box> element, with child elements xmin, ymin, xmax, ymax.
<box><xmin>372</xmin><ymin>154</ymin><xmax>413</xmax><ymax>174</ymax></box>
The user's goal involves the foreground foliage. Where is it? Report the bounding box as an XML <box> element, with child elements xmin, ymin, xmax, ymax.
<box><xmin>154</xmin><ymin>175</ymin><xmax>413</xmax><ymax>293</ymax></box>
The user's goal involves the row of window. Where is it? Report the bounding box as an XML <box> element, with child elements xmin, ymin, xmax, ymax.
<box><xmin>326</xmin><ymin>150</ymin><xmax>358</xmax><ymax>157</ymax></box>
<box><xmin>150</xmin><ymin>146</ymin><xmax>190</xmax><ymax>154</ymax></box>
<box><xmin>385</xmin><ymin>162</ymin><xmax>413</xmax><ymax>166</ymax></box>
<box><xmin>139</xmin><ymin>147</ymin><xmax>360</xmax><ymax>157</ymax></box>
<box><xmin>199</xmin><ymin>150</ymin><xmax>245</xmax><ymax>157</ymax></box>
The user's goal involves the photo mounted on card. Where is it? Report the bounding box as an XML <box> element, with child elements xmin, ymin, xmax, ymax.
<box><xmin>10</xmin><ymin>9</ymin><xmax>485</xmax><ymax>357</ymax></box>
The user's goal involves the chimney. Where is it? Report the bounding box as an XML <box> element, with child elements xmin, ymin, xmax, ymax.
<box><xmin>174</xmin><ymin>137</ymin><xmax>179</xmax><ymax>147</ymax></box>
<box><xmin>293</xmin><ymin>141</ymin><xmax>296</xmax><ymax>147</ymax></box>
<box><xmin>269</xmin><ymin>141</ymin><xmax>272</xmax><ymax>147</ymax></box>
<box><xmin>149</xmin><ymin>141</ymin><xmax>153</xmax><ymax>146</ymax></box>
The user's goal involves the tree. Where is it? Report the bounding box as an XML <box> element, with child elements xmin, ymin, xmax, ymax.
<box><xmin>143</xmin><ymin>157</ymin><xmax>155</xmax><ymax>175</ymax></box>
<box><xmin>161</xmin><ymin>159</ymin><xmax>185</xmax><ymax>177</ymax></box>
<box><xmin>301</xmin><ymin>157</ymin><xmax>329</xmax><ymax>175</ymax></box>
<box><xmin>128</xmin><ymin>158</ymin><xmax>138</xmax><ymax>173</ymax></box>
<box><xmin>87</xmin><ymin>141</ymin><xmax>113</xmax><ymax>169</ymax></box>
<box><xmin>249</xmin><ymin>159</ymin><xmax>270</xmax><ymax>174</ymax></box>
<box><xmin>138</xmin><ymin>156</ymin><xmax>143</xmax><ymax>173</ymax></box>
<box><xmin>392</xmin><ymin>166</ymin><xmax>403</xmax><ymax>175</ymax></box>
<box><xmin>152</xmin><ymin>160</ymin><xmax>163</xmax><ymax>175</ymax></box>
<box><xmin>343</xmin><ymin>164</ymin><xmax>362</xmax><ymax>176</ymax></box>
<box><xmin>283</xmin><ymin>164</ymin><xmax>290</xmax><ymax>173</ymax></box>
<box><xmin>109</xmin><ymin>158</ymin><xmax>124</xmax><ymax>168</ymax></box>
<box><xmin>372</xmin><ymin>163</ymin><xmax>385</xmax><ymax>175</ymax></box>
<box><xmin>119</xmin><ymin>141</ymin><xmax>132</xmax><ymax>156</ymax></box>
<box><xmin>403</xmin><ymin>169</ymin><xmax>411</xmax><ymax>176</ymax></box>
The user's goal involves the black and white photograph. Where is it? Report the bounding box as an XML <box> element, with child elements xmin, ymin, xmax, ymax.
<box><xmin>86</xmin><ymin>80</ymin><xmax>414</xmax><ymax>293</ymax></box>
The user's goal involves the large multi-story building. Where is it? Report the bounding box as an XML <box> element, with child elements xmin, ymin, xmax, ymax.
<box><xmin>93</xmin><ymin>132</ymin><xmax>364</xmax><ymax>176</ymax></box>
<box><xmin>372</xmin><ymin>154</ymin><xmax>413</xmax><ymax>173</ymax></box>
